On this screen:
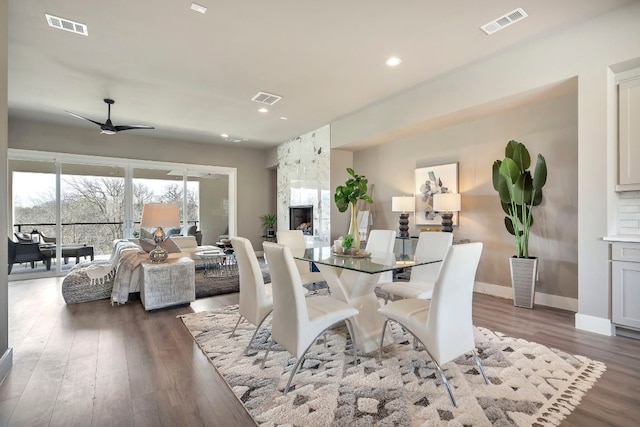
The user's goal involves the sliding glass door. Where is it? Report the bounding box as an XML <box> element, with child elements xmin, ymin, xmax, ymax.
<box><xmin>8</xmin><ymin>151</ymin><xmax>236</xmax><ymax>279</ymax></box>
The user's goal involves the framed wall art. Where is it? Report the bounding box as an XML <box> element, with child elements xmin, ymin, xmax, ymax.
<box><xmin>414</xmin><ymin>162</ymin><xmax>459</xmax><ymax>226</ymax></box>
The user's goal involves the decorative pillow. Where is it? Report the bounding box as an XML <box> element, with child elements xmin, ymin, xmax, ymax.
<box><xmin>165</xmin><ymin>227</ymin><xmax>182</xmax><ymax>237</ymax></box>
<box><xmin>139</xmin><ymin>238</ymin><xmax>181</xmax><ymax>254</ymax></box>
<box><xmin>187</xmin><ymin>225</ymin><xmax>197</xmax><ymax>235</ymax></box>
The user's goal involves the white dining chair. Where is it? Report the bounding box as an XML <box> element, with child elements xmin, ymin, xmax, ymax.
<box><xmin>377</xmin><ymin>242</ymin><xmax>487</xmax><ymax>407</ymax></box>
<box><xmin>276</xmin><ymin>230</ymin><xmax>324</xmax><ymax>286</ymax></box>
<box><xmin>230</xmin><ymin>237</ymin><xmax>273</xmax><ymax>354</ymax></box>
<box><xmin>262</xmin><ymin>242</ymin><xmax>359</xmax><ymax>394</ymax></box>
<box><xmin>378</xmin><ymin>232</ymin><xmax>453</xmax><ymax>303</ymax></box>
<box><xmin>365</xmin><ymin>229</ymin><xmax>397</xmax><ymax>283</ymax></box>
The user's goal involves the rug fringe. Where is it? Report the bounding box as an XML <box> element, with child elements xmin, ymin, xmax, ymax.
<box><xmin>534</xmin><ymin>359</ymin><xmax>607</xmax><ymax>426</ymax></box>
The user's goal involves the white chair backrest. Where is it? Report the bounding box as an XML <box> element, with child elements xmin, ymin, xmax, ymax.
<box><xmin>424</xmin><ymin>242</ymin><xmax>483</xmax><ymax>365</ymax></box>
<box><xmin>410</xmin><ymin>232</ymin><xmax>453</xmax><ymax>283</ymax></box>
<box><xmin>365</xmin><ymin>229</ymin><xmax>397</xmax><ymax>253</ymax></box>
<box><xmin>262</xmin><ymin>242</ymin><xmax>309</xmax><ymax>356</ymax></box>
<box><xmin>276</xmin><ymin>230</ymin><xmax>310</xmax><ymax>274</ymax></box>
<box><xmin>231</xmin><ymin>237</ymin><xmax>270</xmax><ymax>325</ymax></box>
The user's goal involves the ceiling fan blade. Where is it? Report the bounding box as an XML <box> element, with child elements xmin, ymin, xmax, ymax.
<box><xmin>114</xmin><ymin>125</ymin><xmax>155</xmax><ymax>132</ymax></box>
<box><xmin>65</xmin><ymin>111</ymin><xmax>104</xmax><ymax>127</ymax></box>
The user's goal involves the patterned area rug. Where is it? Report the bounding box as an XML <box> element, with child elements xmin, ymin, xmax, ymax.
<box><xmin>194</xmin><ymin>258</ymin><xmax>270</xmax><ymax>299</ymax></box>
<box><xmin>179</xmin><ymin>305</ymin><xmax>606</xmax><ymax>426</ymax></box>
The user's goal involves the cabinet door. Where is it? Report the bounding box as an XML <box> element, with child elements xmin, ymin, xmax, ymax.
<box><xmin>612</xmin><ymin>260</ymin><xmax>640</xmax><ymax>330</ymax></box>
<box><xmin>618</xmin><ymin>77</ymin><xmax>640</xmax><ymax>188</ymax></box>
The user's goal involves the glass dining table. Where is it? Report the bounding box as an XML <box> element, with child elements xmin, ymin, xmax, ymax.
<box><xmin>294</xmin><ymin>246</ymin><xmax>442</xmax><ymax>354</ymax></box>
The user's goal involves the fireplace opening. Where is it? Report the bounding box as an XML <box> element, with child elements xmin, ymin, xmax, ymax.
<box><xmin>289</xmin><ymin>205</ymin><xmax>313</xmax><ymax>235</ymax></box>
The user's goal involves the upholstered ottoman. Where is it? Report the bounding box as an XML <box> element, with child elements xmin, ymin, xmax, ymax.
<box><xmin>140</xmin><ymin>257</ymin><xmax>195</xmax><ymax>311</ymax></box>
<box><xmin>61</xmin><ymin>261</ymin><xmax>114</xmax><ymax>304</ymax></box>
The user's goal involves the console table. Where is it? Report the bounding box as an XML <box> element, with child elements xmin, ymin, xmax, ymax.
<box><xmin>140</xmin><ymin>257</ymin><xmax>195</xmax><ymax>311</ymax></box>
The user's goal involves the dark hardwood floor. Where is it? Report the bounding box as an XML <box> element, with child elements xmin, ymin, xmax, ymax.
<box><xmin>1</xmin><ymin>277</ymin><xmax>639</xmax><ymax>426</ymax></box>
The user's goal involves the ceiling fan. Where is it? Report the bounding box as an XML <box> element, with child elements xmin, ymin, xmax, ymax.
<box><xmin>65</xmin><ymin>98</ymin><xmax>155</xmax><ymax>135</ymax></box>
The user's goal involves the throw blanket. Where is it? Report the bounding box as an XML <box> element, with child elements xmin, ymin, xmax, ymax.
<box><xmin>110</xmin><ymin>249</ymin><xmax>148</xmax><ymax>305</ymax></box>
<box><xmin>70</xmin><ymin>240</ymin><xmax>137</xmax><ymax>285</ymax></box>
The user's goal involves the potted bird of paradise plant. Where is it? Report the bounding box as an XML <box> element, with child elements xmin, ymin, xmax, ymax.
<box><xmin>492</xmin><ymin>140</ymin><xmax>547</xmax><ymax>308</ymax></box>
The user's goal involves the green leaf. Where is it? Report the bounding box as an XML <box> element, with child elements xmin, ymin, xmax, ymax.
<box><xmin>511</xmin><ymin>142</ymin><xmax>531</xmax><ymax>171</ymax></box>
<box><xmin>513</xmin><ymin>172</ymin><xmax>533</xmax><ymax>206</ymax></box>
<box><xmin>492</xmin><ymin>160</ymin><xmax>502</xmax><ymax>191</ymax></box>
<box><xmin>504</xmin><ymin>217</ymin><xmax>516</xmax><ymax>235</ymax></box>
<box><xmin>499</xmin><ymin>157</ymin><xmax>520</xmax><ymax>184</ymax></box>
<box><xmin>532</xmin><ymin>154</ymin><xmax>547</xmax><ymax>190</ymax></box>
<box><xmin>346</xmin><ymin>168</ymin><xmax>354</xmax><ymax>176</ymax></box>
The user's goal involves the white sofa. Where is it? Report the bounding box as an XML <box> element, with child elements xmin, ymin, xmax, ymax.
<box><xmin>168</xmin><ymin>236</ymin><xmax>219</xmax><ymax>266</ymax></box>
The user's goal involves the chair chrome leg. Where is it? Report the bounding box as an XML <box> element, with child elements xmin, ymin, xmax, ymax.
<box><xmin>230</xmin><ymin>315</ymin><xmax>243</xmax><ymax>337</ymax></box>
<box><xmin>345</xmin><ymin>319</ymin><xmax>357</xmax><ymax>366</ymax></box>
<box><xmin>261</xmin><ymin>340</ymin><xmax>274</xmax><ymax>369</ymax></box>
<box><xmin>245</xmin><ymin>312</ymin><xmax>272</xmax><ymax>355</ymax></box>
<box><xmin>434</xmin><ymin>361</ymin><xmax>456</xmax><ymax>407</ymax></box>
<box><xmin>378</xmin><ymin>319</ymin><xmax>389</xmax><ymax>363</ymax></box>
<box><xmin>472</xmin><ymin>349</ymin><xmax>489</xmax><ymax>385</ymax></box>
<box><xmin>284</xmin><ymin>339</ymin><xmax>317</xmax><ymax>394</ymax></box>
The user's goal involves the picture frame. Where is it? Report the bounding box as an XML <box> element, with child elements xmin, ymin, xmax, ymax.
<box><xmin>414</xmin><ymin>162</ymin><xmax>459</xmax><ymax>226</ymax></box>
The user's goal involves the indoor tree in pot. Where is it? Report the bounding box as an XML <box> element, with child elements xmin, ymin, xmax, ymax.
<box><xmin>260</xmin><ymin>214</ymin><xmax>277</xmax><ymax>238</ymax></box>
<box><xmin>492</xmin><ymin>140</ymin><xmax>547</xmax><ymax>308</ymax></box>
<box><xmin>334</xmin><ymin>168</ymin><xmax>373</xmax><ymax>252</ymax></box>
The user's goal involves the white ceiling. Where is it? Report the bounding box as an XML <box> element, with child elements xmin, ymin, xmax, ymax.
<box><xmin>7</xmin><ymin>0</ymin><xmax>635</xmax><ymax>149</ymax></box>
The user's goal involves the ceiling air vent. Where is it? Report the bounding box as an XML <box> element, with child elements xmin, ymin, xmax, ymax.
<box><xmin>251</xmin><ymin>91</ymin><xmax>282</xmax><ymax>106</ymax></box>
<box><xmin>480</xmin><ymin>8</ymin><xmax>527</xmax><ymax>35</ymax></box>
<box><xmin>45</xmin><ymin>13</ymin><xmax>88</xmax><ymax>36</ymax></box>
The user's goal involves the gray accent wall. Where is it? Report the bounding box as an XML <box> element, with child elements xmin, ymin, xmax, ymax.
<box><xmin>352</xmin><ymin>91</ymin><xmax>578</xmax><ymax>298</ymax></box>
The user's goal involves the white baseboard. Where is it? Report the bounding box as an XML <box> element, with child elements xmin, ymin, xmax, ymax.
<box><xmin>575</xmin><ymin>313</ymin><xmax>614</xmax><ymax>336</ymax></box>
<box><xmin>474</xmin><ymin>281</ymin><xmax>613</xmax><ymax>336</ymax></box>
<box><xmin>474</xmin><ymin>281</ymin><xmax>579</xmax><ymax>312</ymax></box>
<box><xmin>0</xmin><ymin>347</ymin><xmax>13</xmax><ymax>384</ymax></box>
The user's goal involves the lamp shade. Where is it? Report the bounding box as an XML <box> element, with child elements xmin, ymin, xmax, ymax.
<box><xmin>140</xmin><ymin>203</ymin><xmax>180</xmax><ymax>228</ymax></box>
<box><xmin>392</xmin><ymin>196</ymin><xmax>414</xmax><ymax>213</ymax></box>
<box><xmin>433</xmin><ymin>193</ymin><xmax>461</xmax><ymax>212</ymax></box>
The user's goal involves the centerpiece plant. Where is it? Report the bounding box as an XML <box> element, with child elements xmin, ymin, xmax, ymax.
<box><xmin>334</xmin><ymin>168</ymin><xmax>373</xmax><ymax>252</ymax></box>
<box><xmin>492</xmin><ymin>140</ymin><xmax>547</xmax><ymax>307</ymax></box>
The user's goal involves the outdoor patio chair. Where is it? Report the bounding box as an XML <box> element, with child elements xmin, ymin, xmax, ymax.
<box><xmin>8</xmin><ymin>238</ymin><xmax>51</xmax><ymax>274</ymax></box>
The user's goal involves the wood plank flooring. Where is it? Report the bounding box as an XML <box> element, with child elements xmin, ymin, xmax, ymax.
<box><xmin>1</xmin><ymin>277</ymin><xmax>639</xmax><ymax>426</ymax></box>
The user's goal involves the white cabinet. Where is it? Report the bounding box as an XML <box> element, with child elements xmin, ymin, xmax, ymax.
<box><xmin>617</xmin><ymin>76</ymin><xmax>640</xmax><ymax>191</ymax></box>
<box><xmin>611</xmin><ymin>242</ymin><xmax>640</xmax><ymax>332</ymax></box>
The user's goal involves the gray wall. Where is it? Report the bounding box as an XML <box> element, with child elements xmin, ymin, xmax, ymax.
<box><xmin>1</xmin><ymin>0</ymin><xmax>11</xmax><ymax>380</ymax></box>
<box><xmin>353</xmin><ymin>91</ymin><xmax>578</xmax><ymax>299</ymax></box>
<box><xmin>8</xmin><ymin>118</ymin><xmax>272</xmax><ymax>250</ymax></box>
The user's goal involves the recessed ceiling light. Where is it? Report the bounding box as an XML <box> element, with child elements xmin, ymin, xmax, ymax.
<box><xmin>190</xmin><ymin>3</ymin><xmax>207</xmax><ymax>14</ymax></box>
<box><xmin>386</xmin><ymin>56</ymin><xmax>401</xmax><ymax>67</ymax></box>
<box><xmin>280</xmin><ymin>116</ymin><xmax>288</xmax><ymax>120</ymax></box>
<box><xmin>258</xmin><ymin>108</ymin><xmax>269</xmax><ymax>113</ymax></box>
<box><xmin>220</xmin><ymin>133</ymin><xmax>229</xmax><ymax>138</ymax></box>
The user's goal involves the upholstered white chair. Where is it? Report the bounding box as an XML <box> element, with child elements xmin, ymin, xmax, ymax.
<box><xmin>365</xmin><ymin>229</ymin><xmax>397</xmax><ymax>283</ymax></box>
<box><xmin>230</xmin><ymin>237</ymin><xmax>273</xmax><ymax>355</ymax></box>
<box><xmin>262</xmin><ymin>242</ymin><xmax>359</xmax><ymax>394</ymax></box>
<box><xmin>276</xmin><ymin>230</ymin><xmax>324</xmax><ymax>286</ymax></box>
<box><xmin>378</xmin><ymin>232</ymin><xmax>453</xmax><ymax>303</ymax></box>
<box><xmin>378</xmin><ymin>242</ymin><xmax>487</xmax><ymax>407</ymax></box>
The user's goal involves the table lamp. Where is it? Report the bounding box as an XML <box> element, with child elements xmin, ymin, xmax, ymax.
<box><xmin>140</xmin><ymin>203</ymin><xmax>180</xmax><ymax>263</ymax></box>
<box><xmin>433</xmin><ymin>192</ymin><xmax>461</xmax><ymax>232</ymax></box>
<box><xmin>391</xmin><ymin>196</ymin><xmax>414</xmax><ymax>238</ymax></box>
